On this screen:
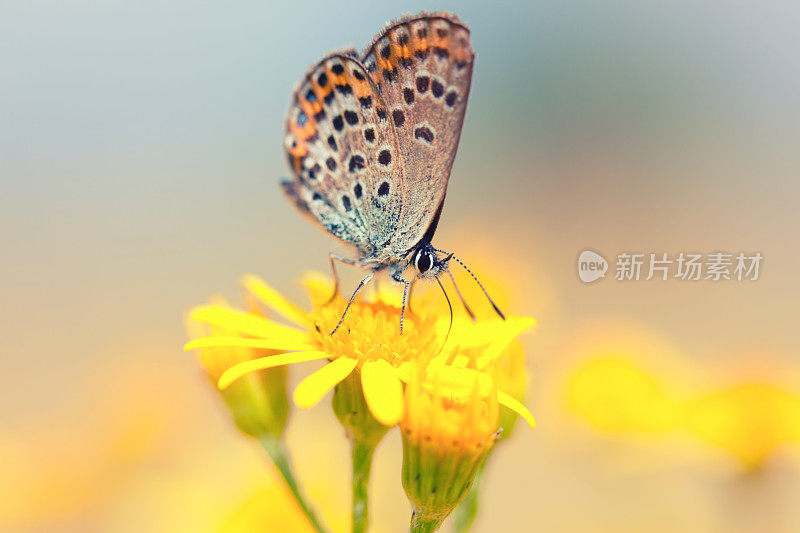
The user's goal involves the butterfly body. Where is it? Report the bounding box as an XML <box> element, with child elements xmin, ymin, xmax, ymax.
<box><xmin>280</xmin><ymin>12</ymin><xmax>502</xmax><ymax>332</ymax></box>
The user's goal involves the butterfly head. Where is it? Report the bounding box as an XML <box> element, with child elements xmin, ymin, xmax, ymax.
<box><xmin>412</xmin><ymin>244</ymin><xmax>451</xmax><ymax>279</ymax></box>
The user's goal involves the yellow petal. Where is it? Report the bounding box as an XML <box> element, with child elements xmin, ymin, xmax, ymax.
<box><xmin>218</xmin><ymin>350</ymin><xmax>330</xmax><ymax>390</ymax></box>
<box><xmin>191</xmin><ymin>305</ymin><xmax>307</xmax><ymax>341</ymax></box>
<box><xmin>241</xmin><ymin>275</ymin><xmax>311</xmax><ymax>327</ymax></box>
<box><xmin>422</xmin><ymin>363</ymin><xmax>493</xmax><ymax>400</ymax></box>
<box><xmin>184</xmin><ymin>336</ymin><xmax>316</xmax><ymax>353</ymax></box>
<box><xmin>301</xmin><ymin>271</ymin><xmax>337</xmax><ymax>307</ymax></box>
<box><xmin>394</xmin><ymin>361</ymin><xmax>414</xmax><ymax>383</ymax></box>
<box><xmin>294</xmin><ymin>357</ymin><xmax>358</xmax><ymax>408</ymax></box>
<box><xmin>498</xmin><ymin>390</ymin><xmax>536</xmax><ymax>429</ymax></box>
<box><xmin>480</xmin><ymin>316</ymin><xmax>537</xmax><ymax>365</ymax></box>
<box><xmin>361</xmin><ymin>359</ymin><xmax>404</xmax><ymax>426</ymax></box>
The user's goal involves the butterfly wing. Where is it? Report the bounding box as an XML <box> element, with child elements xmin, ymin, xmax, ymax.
<box><xmin>361</xmin><ymin>12</ymin><xmax>474</xmax><ymax>254</ymax></box>
<box><xmin>282</xmin><ymin>52</ymin><xmax>407</xmax><ymax>258</ymax></box>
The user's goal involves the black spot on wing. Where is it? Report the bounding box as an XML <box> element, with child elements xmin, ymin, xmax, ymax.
<box><xmin>431</xmin><ymin>79</ymin><xmax>444</xmax><ymax>98</ymax></box>
<box><xmin>445</xmin><ymin>90</ymin><xmax>458</xmax><ymax>108</ymax></box>
<box><xmin>348</xmin><ymin>155</ymin><xmax>365</xmax><ymax>172</ymax></box>
<box><xmin>344</xmin><ymin>110</ymin><xmax>358</xmax><ymax>125</ymax></box>
<box><xmin>414</xmin><ymin>126</ymin><xmax>434</xmax><ymax>144</ymax></box>
<box><xmin>392</xmin><ymin>109</ymin><xmax>405</xmax><ymax>127</ymax></box>
<box><xmin>382</xmin><ymin>68</ymin><xmax>397</xmax><ymax>82</ymax></box>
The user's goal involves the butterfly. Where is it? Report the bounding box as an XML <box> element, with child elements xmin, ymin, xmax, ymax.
<box><xmin>280</xmin><ymin>11</ymin><xmax>504</xmax><ymax>334</ymax></box>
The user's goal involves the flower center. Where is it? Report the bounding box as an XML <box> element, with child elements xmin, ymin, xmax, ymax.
<box><xmin>308</xmin><ymin>298</ymin><xmax>441</xmax><ymax>368</ymax></box>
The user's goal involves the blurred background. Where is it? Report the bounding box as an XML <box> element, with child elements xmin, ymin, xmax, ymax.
<box><xmin>3</xmin><ymin>1</ymin><xmax>800</xmax><ymax>531</ymax></box>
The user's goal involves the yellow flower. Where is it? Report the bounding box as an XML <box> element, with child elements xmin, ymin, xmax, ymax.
<box><xmin>685</xmin><ymin>383</ymin><xmax>800</xmax><ymax>470</ymax></box>
<box><xmin>449</xmin><ymin>340</ymin><xmax>529</xmax><ymax>531</ymax></box>
<box><xmin>185</xmin><ymin>273</ymin><xmax>536</xmax><ymax>428</ymax></box>
<box><xmin>401</xmin><ymin>359</ymin><xmax>535</xmax><ymax>532</ymax></box>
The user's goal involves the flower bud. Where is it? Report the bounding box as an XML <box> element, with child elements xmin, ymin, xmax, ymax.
<box><xmin>332</xmin><ymin>370</ymin><xmax>390</xmax><ymax>447</ymax></box>
<box><xmin>187</xmin><ymin>300</ymin><xmax>289</xmax><ymax>440</ymax></box>
<box><xmin>401</xmin><ymin>363</ymin><xmax>500</xmax><ymax>532</ymax></box>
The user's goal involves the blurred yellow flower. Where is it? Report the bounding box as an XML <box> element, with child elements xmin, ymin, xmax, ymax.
<box><xmin>685</xmin><ymin>383</ymin><xmax>800</xmax><ymax>470</ymax></box>
<box><xmin>216</xmin><ymin>483</ymin><xmax>346</xmax><ymax>533</ymax></box>
<box><xmin>568</xmin><ymin>350</ymin><xmax>800</xmax><ymax>472</ymax></box>
<box><xmin>0</xmin><ymin>354</ymin><xmax>197</xmax><ymax>532</ymax></box>
<box><xmin>186</xmin><ymin>273</ymin><xmax>535</xmax><ymax>428</ymax></box>
<box><xmin>567</xmin><ymin>357</ymin><xmax>680</xmax><ymax>434</ymax></box>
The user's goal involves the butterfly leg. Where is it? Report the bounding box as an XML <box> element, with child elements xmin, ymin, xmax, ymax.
<box><xmin>330</xmin><ymin>271</ymin><xmax>374</xmax><ymax>335</ymax></box>
<box><xmin>326</xmin><ymin>253</ymin><xmax>357</xmax><ymax>305</ymax></box>
<box><xmin>391</xmin><ymin>271</ymin><xmax>411</xmax><ymax>335</ymax></box>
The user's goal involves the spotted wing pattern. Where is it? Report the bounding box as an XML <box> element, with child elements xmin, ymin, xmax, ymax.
<box><xmin>361</xmin><ymin>12</ymin><xmax>474</xmax><ymax>254</ymax></box>
<box><xmin>282</xmin><ymin>52</ymin><xmax>407</xmax><ymax>259</ymax></box>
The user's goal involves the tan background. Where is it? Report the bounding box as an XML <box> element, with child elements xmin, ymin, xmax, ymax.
<box><xmin>3</xmin><ymin>1</ymin><xmax>800</xmax><ymax>531</ymax></box>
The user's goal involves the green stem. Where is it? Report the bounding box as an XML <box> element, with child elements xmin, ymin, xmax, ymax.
<box><xmin>260</xmin><ymin>435</ymin><xmax>330</xmax><ymax>533</ymax></box>
<box><xmin>351</xmin><ymin>437</ymin><xmax>377</xmax><ymax>533</ymax></box>
<box><xmin>410</xmin><ymin>510</ymin><xmax>445</xmax><ymax>533</ymax></box>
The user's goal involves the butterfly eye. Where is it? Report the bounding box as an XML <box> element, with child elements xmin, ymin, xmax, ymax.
<box><xmin>415</xmin><ymin>250</ymin><xmax>433</xmax><ymax>273</ymax></box>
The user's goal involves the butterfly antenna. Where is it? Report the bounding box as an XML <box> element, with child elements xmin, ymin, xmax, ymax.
<box><xmin>446</xmin><ymin>269</ymin><xmax>476</xmax><ymax>322</ymax></box>
<box><xmin>434</xmin><ymin>248</ymin><xmax>506</xmax><ymax>320</ymax></box>
<box><xmin>406</xmin><ymin>273</ymin><xmax>419</xmax><ymax>314</ymax></box>
<box><xmin>434</xmin><ymin>275</ymin><xmax>454</xmax><ymax>357</ymax></box>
